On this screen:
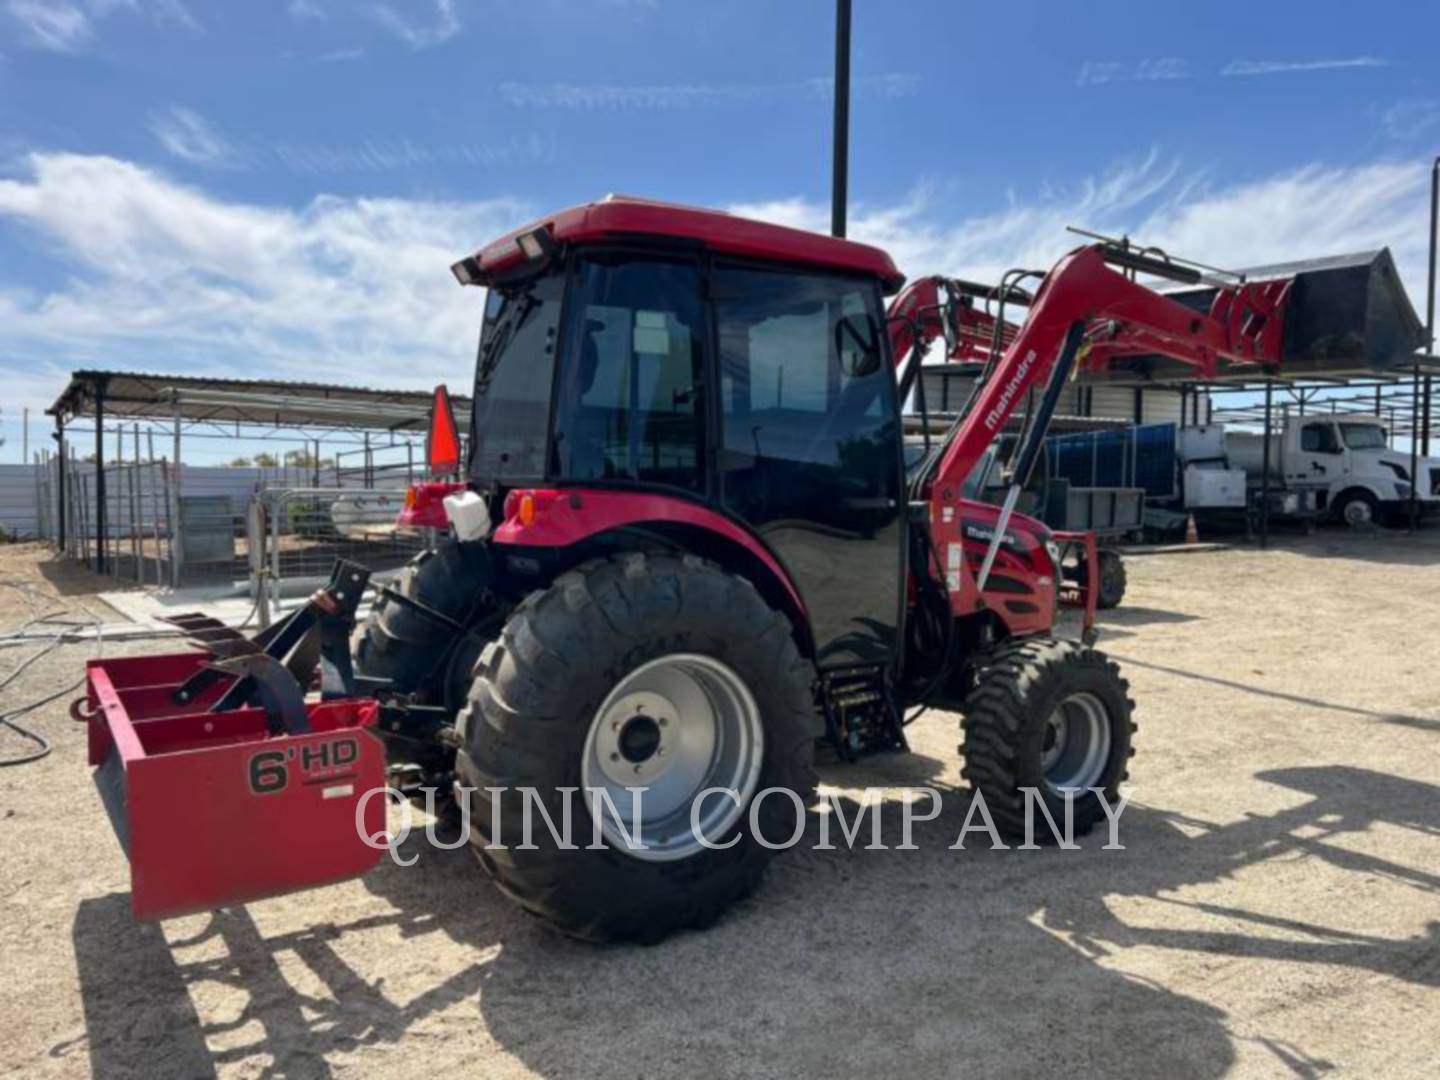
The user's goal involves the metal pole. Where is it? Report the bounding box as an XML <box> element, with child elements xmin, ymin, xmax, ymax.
<box><xmin>1409</xmin><ymin>365</ymin><xmax>1421</xmax><ymax>532</ymax></box>
<box><xmin>131</xmin><ymin>424</ymin><xmax>142</xmax><ymax>583</ymax></box>
<box><xmin>21</xmin><ymin>407</ymin><xmax>27</xmax><ymax>463</ymax></box>
<box><xmin>171</xmin><ymin>405</ymin><xmax>183</xmax><ymax>588</ymax></box>
<box><xmin>54</xmin><ymin>414</ymin><xmax>66</xmax><ymax>553</ymax></box>
<box><xmin>1425</xmin><ymin>156</ymin><xmax>1438</xmax><ymax>458</ymax></box>
<box><xmin>830</xmin><ymin>0</ymin><xmax>851</xmax><ymax>239</ymax></box>
<box><xmin>93</xmin><ymin>378</ymin><xmax>107</xmax><ymax>575</ymax></box>
<box><xmin>1260</xmin><ymin>380</ymin><xmax>1273</xmax><ymax>550</ymax></box>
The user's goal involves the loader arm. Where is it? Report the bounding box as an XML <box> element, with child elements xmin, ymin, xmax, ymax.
<box><xmin>922</xmin><ymin>243</ymin><xmax>1290</xmax><ymax>507</ymax></box>
<box><xmin>908</xmin><ymin>243</ymin><xmax>1292</xmax><ymax>607</ymax></box>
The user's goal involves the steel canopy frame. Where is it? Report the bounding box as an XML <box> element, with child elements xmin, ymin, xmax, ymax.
<box><xmin>44</xmin><ymin>370</ymin><xmax>474</xmax><ymax>578</ymax></box>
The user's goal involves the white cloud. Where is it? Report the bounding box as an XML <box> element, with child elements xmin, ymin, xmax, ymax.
<box><xmin>0</xmin><ymin>152</ymin><xmax>530</xmax><ymax>403</ymax></box>
<box><xmin>317</xmin><ymin>46</ymin><xmax>363</xmax><ymax>62</ymax></box>
<box><xmin>1076</xmin><ymin>62</ymin><xmax>1122</xmax><ymax>88</ymax></box>
<box><xmin>499</xmin><ymin>73</ymin><xmax>920</xmax><ymax>110</ymax></box>
<box><xmin>731</xmin><ymin>154</ymin><xmax>1433</xmax><ymax>310</ymax></box>
<box><xmin>1382</xmin><ymin>100</ymin><xmax>1440</xmax><ymax>141</ymax></box>
<box><xmin>149</xmin><ymin>105</ymin><xmax>243</xmax><ymax>168</ymax></box>
<box><xmin>287</xmin><ymin>0</ymin><xmax>325</xmax><ymax>19</ymax></box>
<box><xmin>371</xmin><ymin>0</ymin><xmax>459</xmax><ymax>50</ymax></box>
<box><xmin>1077</xmin><ymin>59</ymin><xmax>1190</xmax><ymax>88</ymax></box>
<box><xmin>1135</xmin><ymin>58</ymin><xmax>1189</xmax><ymax>81</ymax></box>
<box><xmin>6</xmin><ymin>0</ymin><xmax>199</xmax><ymax>52</ymax></box>
<box><xmin>1221</xmin><ymin>56</ymin><xmax>1387</xmax><ymax>77</ymax></box>
<box><xmin>145</xmin><ymin>107</ymin><xmax>554</xmax><ymax>174</ymax></box>
<box><xmin>6</xmin><ymin>0</ymin><xmax>92</xmax><ymax>52</ymax></box>
<box><xmin>0</xmin><ymin>150</ymin><xmax>1434</xmax><ymax>416</ymax></box>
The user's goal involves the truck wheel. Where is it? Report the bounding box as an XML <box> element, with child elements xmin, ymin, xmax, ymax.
<box><xmin>455</xmin><ymin>553</ymin><xmax>818</xmax><ymax>942</ymax></box>
<box><xmin>960</xmin><ymin>638</ymin><xmax>1135</xmax><ymax>841</ymax></box>
<box><xmin>356</xmin><ymin>542</ymin><xmax>494</xmax><ymax>707</ymax></box>
<box><xmin>1335</xmin><ymin>489</ymin><xmax>1379</xmax><ymax>529</ymax></box>
<box><xmin>1072</xmin><ymin>549</ymin><xmax>1127</xmax><ymax>609</ymax></box>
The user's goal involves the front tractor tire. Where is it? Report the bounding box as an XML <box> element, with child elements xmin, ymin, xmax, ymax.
<box><xmin>1070</xmin><ymin>548</ymin><xmax>1127</xmax><ymax>610</ymax></box>
<box><xmin>455</xmin><ymin>553</ymin><xmax>818</xmax><ymax>943</ymax></box>
<box><xmin>960</xmin><ymin>638</ymin><xmax>1135</xmax><ymax>841</ymax></box>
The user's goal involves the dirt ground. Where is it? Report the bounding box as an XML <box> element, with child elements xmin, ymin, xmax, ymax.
<box><xmin>1</xmin><ymin>531</ymin><xmax>1437</xmax><ymax>1079</ymax></box>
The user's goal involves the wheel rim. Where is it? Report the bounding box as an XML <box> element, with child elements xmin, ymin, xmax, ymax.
<box><xmin>581</xmin><ymin>653</ymin><xmax>763</xmax><ymax>862</ymax></box>
<box><xmin>1344</xmin><ymin>499</ymin><xmax>1373</xmax><ymax>526</ymax></box>
<box><xmin>1038</xmin><ymin>691</ymin><xmax>1113</xmax><ymax>793</ymax></box>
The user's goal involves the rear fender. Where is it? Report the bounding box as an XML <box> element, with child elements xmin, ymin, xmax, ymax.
<box><xmin>493</xmin><ymin>488</ymin><xmax>814</xmax><ymax>656</ymax></box>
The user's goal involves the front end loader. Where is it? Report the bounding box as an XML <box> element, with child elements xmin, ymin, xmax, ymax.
<box><xmin>78</xmin><ymin>196</ymin><xmax>1425</xmax><ymax>940</ymax></box>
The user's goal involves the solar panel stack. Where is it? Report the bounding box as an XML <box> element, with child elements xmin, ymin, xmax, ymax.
<box><xmin>1047</xmin><ymin>423</ymin><xmax>1177</xmax><ymax>499</ymax></box>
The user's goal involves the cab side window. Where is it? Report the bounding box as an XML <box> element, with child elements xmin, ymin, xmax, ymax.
<box><xmin>552</xmin><ymin>255</ymin><xmax>705</xmax><ymax>491</ymax></box>
<box><xmin>1300</xmin><ymin>423</ymin><xmax>1340</xmax><ymax>453</ymax></box>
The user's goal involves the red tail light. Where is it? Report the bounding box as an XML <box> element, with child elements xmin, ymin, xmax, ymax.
<box><xmin>397</xmin><ymin>481</ymin><xmax>466</xmax><ymax>528</ymax></box>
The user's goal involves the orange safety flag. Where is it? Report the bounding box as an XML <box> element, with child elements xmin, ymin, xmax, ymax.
<box><xmin>427</xmin><ymin>384</ymin><xmax>462</xmax><ymax>476</ymax></box>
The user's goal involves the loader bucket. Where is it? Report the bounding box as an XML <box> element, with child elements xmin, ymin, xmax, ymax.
<box><xmin>1168</xmin><ymin>247</ymin><xmax>1425</xmax><ymax>377</ymax></box>
<box><xmin>83</xmin><ymin>652</ymin><xmax>386</xmax><ymax>921</ymax></box>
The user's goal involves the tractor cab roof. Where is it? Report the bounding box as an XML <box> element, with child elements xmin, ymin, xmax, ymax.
<box><xmin>455</xmin><ymin>194</ymin><xmax>906</xmax><ymax>294</ymax></box>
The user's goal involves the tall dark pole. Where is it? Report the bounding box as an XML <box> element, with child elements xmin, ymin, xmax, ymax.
<box><xmin>53</xmin><ymin>414</ymin><xmax>66</xmax><ymax>553</ymax></box>
<box><xmin>1260</xmin><ymin>380</ymin><xmax>1273</xmax><ymax>549</ymax></box>
<box><xmin>94</xmin><ymin>378</ymin><xmax>107</xmax><ymax>575</ymax></box>
<box><xmin>830</xmin><ymin>0</ymin><xmax>852</xmax><ymax>239</ymax></box>
<box><xmin>1424</xmin><ymin>156</ymin><xmax>1438</xmax><ymax>458</ymax></box>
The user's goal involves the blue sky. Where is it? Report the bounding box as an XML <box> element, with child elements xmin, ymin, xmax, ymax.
<box><xmin>2</xmin><ymin>0</ymin><xmax>1439</xmax><ymax>460</ymax></box>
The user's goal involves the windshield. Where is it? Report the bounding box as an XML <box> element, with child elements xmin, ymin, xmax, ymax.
<box><xmin>467</xmin><ymin>270</ymin><xmax>564</xmax><ymax>484</ymax></box>
<box><xmin>1340</xmin><ymin>423</ymin><xmax>1388</xmax><ymax>450</ymax></box>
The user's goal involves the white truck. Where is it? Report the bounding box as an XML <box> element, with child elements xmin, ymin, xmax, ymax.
<box><xmin>1182</xmin><ymin>416</ymin><xmax>1440</xmax><ymax>527</ymax></box>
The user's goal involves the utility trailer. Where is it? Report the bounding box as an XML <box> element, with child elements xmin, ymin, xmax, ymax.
<box><xmin>80</xmin><ymin>198</ymin><xmax>1426</xmax><ymax>941</ymax></box>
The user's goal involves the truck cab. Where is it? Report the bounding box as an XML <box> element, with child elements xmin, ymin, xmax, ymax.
<box><xmin>1278</xmin><ymin>415</ymin><xmax>1439</xmax><ymax>525</ymax></box>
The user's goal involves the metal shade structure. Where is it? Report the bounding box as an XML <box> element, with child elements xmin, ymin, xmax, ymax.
<box><xmin>44</xmin><ymin>370</ymin><xmax>473</xmax><ymax>578</ymax></box>
<box><xmin>48</xmin><ymin>370</ymin><xmax>473</xmax><ymax>431</ymax></box>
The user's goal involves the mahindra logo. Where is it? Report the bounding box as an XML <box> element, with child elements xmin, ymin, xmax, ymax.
<box><xmin>985</xmin><ymin>349</ymin><xmax>1037</xmax><ymax>430</ymax></box>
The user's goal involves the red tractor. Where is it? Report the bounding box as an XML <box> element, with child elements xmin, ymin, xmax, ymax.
<box><xmin>81</xmin><ymin>196</ymin><xmax>1421</xmax><ymax>941</ymax></box>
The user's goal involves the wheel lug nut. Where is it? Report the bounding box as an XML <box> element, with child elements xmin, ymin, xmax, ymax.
<box><xmin>658</xmin><ymin>717</ymin><xmax>668</xmax><ymax>727</ymax></box>
<box><xmin>633</xmin><ymin>764</ymin><xmax>642</xmax><ymax>774</ymax></box>
<box><xmin>609</xmin><ymin>752</ymin><xmax>619</xmax><ymax>761</ymax></box>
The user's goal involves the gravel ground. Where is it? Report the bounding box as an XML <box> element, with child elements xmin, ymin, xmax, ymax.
<box><xmin>1</xmin><ymin>533</ymin><xmax>1437</xmax><ymax>1079</ymax></box>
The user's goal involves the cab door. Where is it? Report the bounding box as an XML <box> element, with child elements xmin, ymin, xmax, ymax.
<box><xmin>1293</xmin><ymin>420</ymin><xmax>1345</xmax><ymax>496</ymax></box>
<box><xmin>710</xmin><ymin>264</ymin><xmax>904</xmax><ymax>668</ymax></box>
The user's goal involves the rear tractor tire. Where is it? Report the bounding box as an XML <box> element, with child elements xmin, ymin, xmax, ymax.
<box><xmin>960</xmin><ymin>637</ymin><xmax>1135</xmax><ymax>841</ymax></box>
<box><xmin>355</xmin><ymin>542</ymin><xmax>495</xmax><ymax>709</ymax></box>
<box><xmin>455</xmin><ymin>553</ymin><xmax>818</xmax><ymax>943</ymax></box>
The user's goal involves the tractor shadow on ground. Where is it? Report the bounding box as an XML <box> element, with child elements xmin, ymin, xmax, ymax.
<box><xmin>1094</xmin><ymin>605</ymin><xmax>1203</xmax><ymax>641</ymax></box>
<box><xmin>70</xmin><ymin>764</ymin><xmax>1440</xmax><ymax>1079</ymax></box>
<box><xmin>1110</xmin><ymin>654</ymin><xmax>1440</xmax><ymax>734</ymax></box>
<box><xmin>1238</xmin><ymin>525</ymin><xmax>1440</xmax><ymax>567</ymax></box>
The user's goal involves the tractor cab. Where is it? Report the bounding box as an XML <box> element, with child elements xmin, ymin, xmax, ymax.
<box><xmin>445</xmin><ymin>196</ymin><xmax>911</xmax><ymax>669</ymax></box>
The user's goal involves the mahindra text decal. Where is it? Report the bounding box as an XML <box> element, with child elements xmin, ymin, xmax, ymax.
<box><xmin>984</xmin><ymin>349</ymin><xmax>1037</xmax><ymax>431</ymax></box>
<box><xmin>962</xmin><ymin>520</ymin><xmax>1026</xmax><ymax>552</ymax></box>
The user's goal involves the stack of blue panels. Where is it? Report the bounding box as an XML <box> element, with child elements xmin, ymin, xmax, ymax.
<box><xmin>1047</xmin><ymin>423</ymin><xmax>1176</xmax><ymax>499</ymax></box>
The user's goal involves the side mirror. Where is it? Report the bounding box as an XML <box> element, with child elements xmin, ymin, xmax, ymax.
<box><xmin>835</xmin><ymin>313</ymin><xmax>883</xmax><ymax>378</ymax></box>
